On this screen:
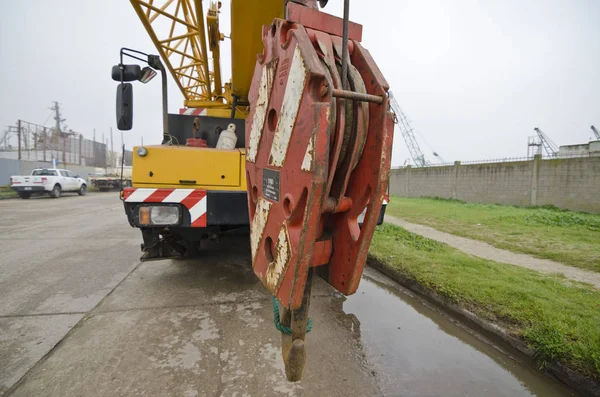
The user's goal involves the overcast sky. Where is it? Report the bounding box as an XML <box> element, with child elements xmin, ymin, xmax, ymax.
<box><xmin>1</xmin><ymin>0</ymin><xmax>598</xmax><ymax>166</ymax></box>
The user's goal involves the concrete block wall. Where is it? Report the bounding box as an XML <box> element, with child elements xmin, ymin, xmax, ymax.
<box><xmin>389</xmin><ymin>165</ymin><xmax>456</xmax><ymax>199</ymax></box>
<box><xmin>0</xmin><ymin>159</ymin><xmax>21</xmax><ymax>185</ymax></box>
<box><xmin>536</xmin><ymin>157</ymin><xmax>600</xmax><ymax>213</ymax></box>
<box><xmin>456</xmin><ymin>161</ymin><xmax>532</xmax><ymax>206</ymax></box>
<box><xmin>389</xmin><ymin>156</ymin><xmax>600</xmax><ymax>213</ymax></box>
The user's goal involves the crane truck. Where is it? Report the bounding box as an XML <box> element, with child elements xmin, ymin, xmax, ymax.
<box><xmin>113</xmin><ymin>0</ymin><xmax>393</xmax><ymax>381</ymax></box>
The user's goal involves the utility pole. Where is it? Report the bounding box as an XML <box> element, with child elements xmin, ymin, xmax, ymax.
<box><xmin>93</xmin><ymin>128</ymin><xmax>96</xmax><ymax>167</ymax></box>
<box><xmin>43</xmin><ymin>127</ymin><xmax>47</xmax><ymax>161</ymax></box>
<box><xmin>17</xmin><ymin>120</ymin><xmax>22</xmax><ymax>160</ymax></box>
<box><xmin>105</xmin><ymin>137</ymin><xmax>109</xmax><ymax>174</ymax></box>
<box><xmin>50</xmin><ymin>101</ymin><xmax>66</xmax><ymax>144</ymax></box>
<box><xmin>102</xmin><ymin>132</ymin><xmax>105</xmax><ymax>171</ymax></box>
<box><xmin>110</xmin><ymin>127</ymin><xmax>114</xmax><ymax>169</ymax></box>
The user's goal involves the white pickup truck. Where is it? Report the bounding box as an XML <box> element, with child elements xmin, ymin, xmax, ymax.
<box><xmin>10</xmin><ymin>168</ymin><xmax>87</xmax><ymax>199</ymax></box>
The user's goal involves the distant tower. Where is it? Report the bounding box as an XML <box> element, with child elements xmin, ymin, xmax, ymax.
<box><xmin>527</xmin><ymin>136</ymin><xmax>542</xmax><ymax>158</ymax></box>
<box><xmin>50</xmin><ymin>101</ymin><xmax>66</xmax><ymax>144</ymax></box>
<box><xmin>528</xmin><ymin>127</ymin><xmax>558</xmax><ymax>158</ymax></box>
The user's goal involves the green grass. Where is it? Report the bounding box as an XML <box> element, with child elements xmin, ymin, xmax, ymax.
<box><xmin>0</xmin><ymin>186</ymin><xmax>17</xmax><ymax>199</ymax></box>
<box><xmin>369</xmin><ymin>223</ymin><xmax>600</xmax><ymax>380</ymax></box>
<box><xmin>386</xmin><ymin>197</ymin><xmax>600</xmax><ymax>272</ymax></box>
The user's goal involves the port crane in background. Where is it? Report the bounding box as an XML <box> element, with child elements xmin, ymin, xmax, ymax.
<box><xmin>432</xmin><ymin>151</ymin><xmax>446</xmax><ymax>163</ymax></box>
<box><xmin>591</xmin><ymin>125</ymin><xmax>600</xmax><ymax>140</ymax></box>
<box><xmin>528</xmin><ymin>127</ymin><xmax>559</xmax><ymax>158</ymax></box>
<box><xmin>115</xmin><ymin>0</ymin><xmax>393</xmax><ymax>381</ymax></box>
<box><xmin>389</xmin><ymin>91</ymin><xmax>446</xmax><ymax>166</ymax></box>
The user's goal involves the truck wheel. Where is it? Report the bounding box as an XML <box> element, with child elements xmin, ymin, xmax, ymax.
<box><xmin>78</xmin><ymin>184</ymin><xmax>87</xmax><ymax>196</ymax></box>
<box><xmin>18</xmin><ymin>192</ymin><xmax>31</xmax><ymax>199</ymax></box>
<box><xmin>51</xmin><ymin>184</ymin><xmax>61</xmax><ymax>198</ymax></box>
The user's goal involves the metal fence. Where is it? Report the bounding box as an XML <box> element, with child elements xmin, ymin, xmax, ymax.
<box><xmin>0</xmin><ymin>120</ymin><xmax>108</xmax><ymax>167</ymax></box>
<box><xmin>393</xmin><ymin>153</ymin><xmax>600</xmax><ymax>169</ymax></box>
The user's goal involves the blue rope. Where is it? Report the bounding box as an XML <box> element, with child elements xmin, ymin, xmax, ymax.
<box><xmin>272</xmin><ymin>296</ymin><xmax>312</xmax><ymax>334</ymax></box>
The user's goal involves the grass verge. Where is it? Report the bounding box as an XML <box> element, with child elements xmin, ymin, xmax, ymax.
<box><xmin>369</xmin><ymin>223</ymin><xmax>600</xmax><ymax>381</ymax></box>
<box><xmin>386</xmin><ymin>197</ymin><xmax>600</xmax><ymax>272</ymax></box>
<box><xmin>0</xmin><ymin>186</ymin><xmax>17</xmax><ymax>199</ymax></box>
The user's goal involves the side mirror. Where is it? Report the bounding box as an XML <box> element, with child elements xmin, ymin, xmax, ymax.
<box><xmin>139</xmin><ymin>67</ymin><xmax>157</xmax><ymax>84</ymax></box>
<box><xmin>111</xmin><ymin>64</ymin><xmax>141</xmax><ymax>82</ymax></box>
<box><xmin>116</xmin><ymin>83</ymin><xmax>133</xmax><ymax>130</ymax></box>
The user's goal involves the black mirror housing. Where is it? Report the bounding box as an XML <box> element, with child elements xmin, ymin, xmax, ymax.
<box><xmin>116</xmin><ymin>83</ymin><xmax>133</xmax><ymax>130</ymax></box>
<box><xmin>112</xmin><ymin>64</ymin><xmax>142</xmax><ymax>82</ymax></box>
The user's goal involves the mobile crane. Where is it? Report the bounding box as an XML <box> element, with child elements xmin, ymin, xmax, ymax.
<box><xmin>112</xmin><ymin>0</ymin><xmax>393</xmax><ymax>381</ymax></box>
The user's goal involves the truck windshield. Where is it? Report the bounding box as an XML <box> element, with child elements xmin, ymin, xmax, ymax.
<box><xmin>32</xmin><ymin>170</ymin><xmax>57</xmax><ymax>176</ymax></box>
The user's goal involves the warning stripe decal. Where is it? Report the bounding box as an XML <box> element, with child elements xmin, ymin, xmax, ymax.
<box><xmin>247</xmin><ymin>59</ymin><xmax>278</xmax><ymax>163</ymax></box>
<box><xmin>123</xmin><ymin>188</ymin><xmax>207</xmax><ymax>227</ymax></box>
<box><xmin>179</xmin><ymin>108</ymin><xmax>207</xmax><ymax>116</ymax></box>
<box><xmin>268</xmin><ymin>45</ymin><xmax>309</xmax><ymax>167</ymax></box>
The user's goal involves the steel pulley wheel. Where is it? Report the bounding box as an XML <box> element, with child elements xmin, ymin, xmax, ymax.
<box><xmin>333</xmin><ymin>61</ymin><xmax>369</xmax><ymax>172</ymax></box>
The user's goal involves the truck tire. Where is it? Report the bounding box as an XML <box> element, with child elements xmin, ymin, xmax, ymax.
<box><xmin>50</xmin><ymin>184</ymin><xmax>61</xmax><ymax>198</ymax></box>
<box><xmin>18</xmin><ymin>192</ymin><xmax>31</xmax><ymax>199</ymax></box>
<box><xmin>78</xmin><ymin>184</ymin><xmax>87</xmax><ymax>196</ymax></box>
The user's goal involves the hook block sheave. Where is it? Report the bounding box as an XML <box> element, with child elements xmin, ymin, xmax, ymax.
<box><xmin>245</xmin><ymin>5</ymin><xmax>394</xmax><ymax>311</ymax></box>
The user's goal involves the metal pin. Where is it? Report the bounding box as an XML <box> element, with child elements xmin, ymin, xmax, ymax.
<box><xmin>331</xmin><ymin>89</ymin><xmax>384</xmax><ymax>104</ymax></box>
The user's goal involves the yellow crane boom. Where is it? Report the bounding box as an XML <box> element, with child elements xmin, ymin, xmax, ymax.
<box><xmin>130</xmin><ymin>0</ymin><xmax>223</xmax><ymax>108</ymax></box>
<box><xmin>130</xmin><ymin>0</ymin><xmax>283</xmax><ymax>110</ymax></box>
<box><xmin>229</xmin><ymin>0</ymin><xmax>283</xmax><ymax>103</ymax></box>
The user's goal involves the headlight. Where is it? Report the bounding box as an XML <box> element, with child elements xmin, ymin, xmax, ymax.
<box><xmin>150</xmin><ymin>206</ymin><xmax>180</xmax><ymax>225</ymax></box>
<box><xmin>138</xmin><ymin>205</ymin><xmax>180</xmax><ymax>225</ymax></box>
<box><xmin>137</xmin><ymin>146</ymin><xmax>148</xmax><ymax>157</ymax></box>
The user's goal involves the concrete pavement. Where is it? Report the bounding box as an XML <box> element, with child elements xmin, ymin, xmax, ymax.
<box><xmin>0</xmin><ymin>193</ymin><xmax>578</xmax><ymax>396</ymax></box>
<box><xmin>0</xmin><ymin>193</ymin><xmax>140</xmax><ymax>395</ymax></box>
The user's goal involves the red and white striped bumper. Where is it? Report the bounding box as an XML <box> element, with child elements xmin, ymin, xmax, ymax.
<box><xmin>122</xmin><ymin>188</ymin><xmax>207</xmax><ymax>227</ymax></box>
<box><xmin>179</xmin><ymin>107</ymin><xmax>206</xmax><ymax>116</ymax></box>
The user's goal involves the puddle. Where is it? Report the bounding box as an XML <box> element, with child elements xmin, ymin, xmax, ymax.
<box><xmin>343</xmin><ymin>268</ymin><xmax>578</xmax><ymax>397</ymax></box>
